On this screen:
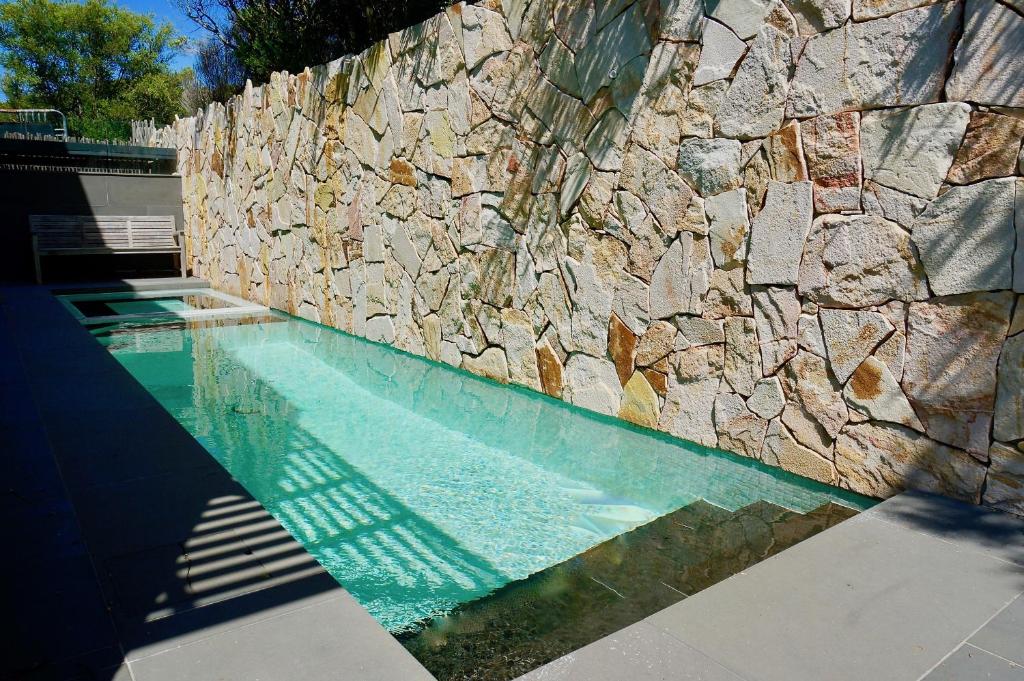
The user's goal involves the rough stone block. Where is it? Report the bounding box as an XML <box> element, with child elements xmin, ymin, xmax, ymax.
<box><xmin>946</xmin><ymin>0</ymin><xmax>1024</xmax><ymax>107</ymax></box>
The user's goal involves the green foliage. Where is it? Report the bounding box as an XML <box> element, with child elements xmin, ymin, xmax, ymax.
<box><xmin>179</xmin><ymin>0</ymin><xmax>451</xmax><ymax>85</ymax></box>
<box><xmin>0</xmin><ymin>0</ymin><xmax>188</xmax><ymax>139</ymax></box>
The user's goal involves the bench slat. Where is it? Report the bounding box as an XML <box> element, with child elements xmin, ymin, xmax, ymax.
<box><xmin>30</xmin><ymin>214</ymin><xmax>178</xmax><ymax>251</ymax></box>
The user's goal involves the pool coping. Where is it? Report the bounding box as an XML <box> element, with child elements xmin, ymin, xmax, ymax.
<box><xmin>57</xmin><ymin>286</ymin><xmax>270</xmax><ymax>325</ymax></box>
<box><xmin>4</xmin><ymin>280</ymin><xmax>1022</xmax><ymax>681</ymax></box>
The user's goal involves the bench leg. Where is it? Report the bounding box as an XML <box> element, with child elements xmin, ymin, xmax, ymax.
<box><xmin>179</xmin><ymin>243</ymin><xmax>187</xmax><ymax>278</ymax></box>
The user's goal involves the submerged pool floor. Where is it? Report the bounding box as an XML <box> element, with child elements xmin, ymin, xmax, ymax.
<box><xmin>93</xmin><ymin>311</ymin><xmax>870</xmax><ymax>639</ymax></box>
<box><xmin>402</xmin><ymin>499</ymin><xmax>857</xmax><ymax>680</ymax></box>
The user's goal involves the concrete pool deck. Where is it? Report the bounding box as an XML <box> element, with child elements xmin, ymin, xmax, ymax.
<box><xmin>2</xmin><ymin>281</ymin><xmax>1022</xmax><ymax>681</ymax></box>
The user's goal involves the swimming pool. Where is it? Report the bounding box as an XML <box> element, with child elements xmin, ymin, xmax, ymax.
<box><xmin>85</xmin><ymin>297</ymin><xmax>871</xmax><ymax>668</ymax></box>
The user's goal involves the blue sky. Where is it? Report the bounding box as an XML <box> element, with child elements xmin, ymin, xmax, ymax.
<box><xmin>116</xmin><ymin>0</ymin><xmax>209</xmax><ymax>71</ymax></box>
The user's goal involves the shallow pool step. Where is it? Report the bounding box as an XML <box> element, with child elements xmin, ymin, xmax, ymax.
<box><xmin>400</xmin><ymin>499</ymin><xmax>859</xmax><ymax>681</ymax></box>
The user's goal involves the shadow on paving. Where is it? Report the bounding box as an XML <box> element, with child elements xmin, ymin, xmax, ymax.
<box><xmin>400</xmin><ymin>498</ymin><xmax>858</xmax><ymax>681</ymax></box>
<box><xmin>0</xmin><ymin>288</ymin><xmax>436</xmax><ymax>680</ymax></box>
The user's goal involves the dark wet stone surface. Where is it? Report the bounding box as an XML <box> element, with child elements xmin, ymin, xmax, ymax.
<box><xmin>400</xmin><ymin>500</ymin><xmax>859</xmax><ymax>681</ymax></box>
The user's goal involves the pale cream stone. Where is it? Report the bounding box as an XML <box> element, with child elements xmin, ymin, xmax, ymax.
<box><xmin>836</xmin><ymin>422</ymin><xmax>986</xmax><ymax>502</ymax></box>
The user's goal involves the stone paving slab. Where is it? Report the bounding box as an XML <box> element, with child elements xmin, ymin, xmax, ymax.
<box><xmin>522</xmin><ymin>492</ymin><xmax>1024</xmax><ymax>681</ymax></box>
<box><xmin>866</xmin><ymin>491</ymin><xmax>1024</xmax><ymax>568</ymax></box>
<box><xmin>516</xmin><ymin>621</ymin><xmax>745</xmax><ymax>681</ymax></box>
<box><xmin>129</xmin><ymin>591</ymin><xmax>434</xmax><ymax>681</ymax></box>
<box><xmin>970</xmin><ymin>596</ymin><xmax>1024</xmax><ymax>667</ymax></box>
<box><xmin>924</xmin><ymin>645</ymin><xmax>1024</xmax><ymax>681</ymax></box>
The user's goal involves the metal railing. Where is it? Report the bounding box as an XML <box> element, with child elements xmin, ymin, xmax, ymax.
<box><xmin>0</xmin><ymin>108</ymin><xmax>68</xmax><ymax>141</ymax></box>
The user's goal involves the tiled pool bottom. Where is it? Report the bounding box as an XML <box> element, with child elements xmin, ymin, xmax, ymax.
<box><xmin>90</xmin><ymin>310</ymin><xmax>871</xmax><ymax>676</ymax></box>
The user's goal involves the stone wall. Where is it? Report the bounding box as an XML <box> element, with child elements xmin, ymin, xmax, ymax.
<box><xmin>149</xmin><ymin>0</ymin><xmax>1024</xmax><ymax>513</ymax></box>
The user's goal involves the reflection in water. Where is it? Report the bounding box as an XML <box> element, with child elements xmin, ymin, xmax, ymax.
<box><xmin>402</xmin><ymin>500</ymin><xmax>857</xmax><ymax>681</ymax></box>
<box><xmin>95</xmin><ymin>314</ymin><xmax>870</xmax><ymax>635</ymax></box>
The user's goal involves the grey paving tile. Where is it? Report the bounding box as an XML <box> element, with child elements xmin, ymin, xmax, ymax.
<box><xmin>971</xmin><ymin>596</ymin><xmax>1024</xmax><ymax>666</ymax></box>
<box><xmin>71</xmin><ymin>467</ymin><xmax>250</xmax><ymax>558</ymax></box>
<box><xmin>925</xmin><ymin>645</ymin><xmax>1024</xmax><ymax>681</ymax></box>
<box><xmin>867</xmin><ymin>491</ymin><xmax>1024</xmax><ymax>568</ymax></box>
<box><xmin>128</xmin><ymin>591</ymin><xmax>434</xmax><ymax>681</ymax></box>
<box><xmin>44</xmin><ymin>406</ymin><xmax>220</xmax><ymax>489</ymax></box>
<box><xmin>0</xmin><ymin>497</ymin><xmax>88</xmax><ymax>571</ymax></box>
<box><xmin>2</xmin><ymin>649</ymin><xmax>127</xmax><ymax>681</ymax></box>
<box><xmin>118</xmin><ymin>568</ymin><xmax>341</xmax><ymax>661</ymax></box>
<box><xmin>515</xmin><ymin>621</ymin><xmax>745</xmax><ymax>681</ymax></box>
<box><xmin>100</xmin><ymin>527</ymin><xmax>315</xmax><ymax>622</ymax></box>
<box><xmin>646</xmin><ymin>514</ymin><xmax>1024</xmax><ymax>681</ymax></box>
<box><xmin>1</xmin><ymin>555</ymin><xmax>121</xmax><ymax>674</ymax></box>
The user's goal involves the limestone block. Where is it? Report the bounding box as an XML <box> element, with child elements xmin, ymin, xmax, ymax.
<box><xmin>862</xmin><ymin>180</ymin><xmax>927</xmax><ymax>229</ymax></box>
<box><xmin>946</xmin><ymin>0</ymin><xmax>1024</xmax><ymax>108</ymax></box>
<box><xmin>462</xmin><ymin>4</ymin><xmax>513</xmax><ymax>71</ymax></box>
<box><xmin>609</xmin><ymin>313</ymin><xmax>638</xmax><ymax>386</ymax></box>
<box><xmin>538</xmin><ymin>34</ymin><xmax>581</xmax><ymax>98</ymax></box>
<box><xmin>706</xmin><ymin>188</ymin><xmax>749</xmax><ymax>268</ymax></box>
<box><xmin>619</xmin><ymin>371</ymin><xmax>661</xmax><ymax>429</ymax></box>
<box><xmin>947</xmin><ymin>113</ymin><xmax>1024</xmax><ymax>185</ymax></box>
<box><xmin>693</xmin><ymin>20</ymin><xmax>747</xmax><ymax>86</ymax></box>
<box><xmin>715</xmin><ymin>26</ymin><xmax>793</xmax><ymax>140</ymax></box>
<box><xmin>748</xmin><ymin>376</ymin><xmax>786</xmax><ymax>419</ymax></box>
<box><xmin>764</xmin><ymin>121</ymin><xmax>808</xmax><ymax>183</ymax></box>
<box><xmin>620</xmin><ymin>144</ymin><xmax>694</xmax><ymax>236</ymax></box>
<box><xmin>705</xmin><ymin>266</ymin><xmax>753</xmax><ymax>318</ymax></box>
<box><xmin>784</xmin><ymin>0</ymin><xmax>851</xmax><ymax>34</ymax></box>
<box><xmin>649</xmin><ymin>234</ymin><xmax>711</xmax><ymax>319</ymax></box>
<box><xmin>725</xmin><ymin>316</ymin><xmax>762</xmax><ymax>397</ymax></box>
<box><xmin>904</xmin><ymin>292</ymin><xmax>1014</xmax><ymax>455</ymax></box>
<box><xmin>843</xmin><ymin>356</ymin><xmax>923</xmax><ymax>429</ymax></box>
<box><xmin>680</xmin><ymin>81</ymin><xmax>729</xmax><ymax>139</ymax></box>
<box><xmin>502</xmin><ymin>309</ymin><xmax>541</xmax><ymax>390</ymax></box>
<box><xmin>753</xmin><ymin>286</ymin><xmax>801</xmax><ymax>375</ymax></box>
<box><xmin>575</xmin><ymin>2</ymin><xmax>653</xmax><ymax>102</ymax></box>
<box><xmin>660</xmin><ymin>0</ymin><xmax>704</xmax><ymax>40</ymax></box>
<box><xmin>786</xmin><ymin>3</ymin><xmax>962</xmax><ymax>118</ymax></box>
<box><xmin>709</xmin><ymin>0</ymin><xmax>774</xmax><ymax>39</ymax></box>
<box><xmin>853</xmin><ymin>0</ymin><xmax>941</xmax><ymax>19</ymax></box>
<box><xmin>636</xmin><ymin>321</ymin><xmax>678</xmax><ymax>367</ymax></box>
<box><xmin>536</xmin><ymin>337</ymin><xmax>564</xmax><ymax>398</ymax></box>
<box><xmin>464</xmin><ymin>346</ymin><xmax>511</xmax><ymax>383</ymax></box>
<box><xmin>820</xmin><ymin>309</ymin><xmax>894</xmax><ymax>384</ymax></box>
<box><xmin>675</xmin><ymin>316</ymin><xmax>726</xmax><ymax>347</ymax></box>
<box><xmin>715</xmin><ymin>392</ymin><xmax>770</xmax><ymax>458</ymax></box>
<box><xmin>835</xmin><ymin>421</ymin><xmax>986</xmax><ymax>502</ymax></box>
<box><xmin>564</xmin><ymin>354</ymin><xmax>625</xmax><ymax>416</ymax></box>
<box><xmin>799</xmin><ymin>214</ymin><xmax>929</xmax><ymax>308</ymax></box>
<box><xmin>860</xmin><ymin>103</ymin><xmax>970</xmax><ymax>200</ymax></box>
<box><xmin>911</xmin><ymin>178</ymin><xmax>1016</xmax><ymax>296</ymax></box>
<box><xmin>1017</xmin><ymin>179</ymin><xmax>1024</xmax><ymax>294</ymax></box>
<box><xmin>659</xmin><ymin>372</ymin><xmax>721</xmax><ymax>447</ymax></box>
<box><xmin>781</xmin><ymin>350</ymin><xmax>848</xmax><ymax>443</ymax></box>
<box><xmin>746</xmin><ymin>181</ymin><xmax>813</xmax><ymax>286</ymax></box>
<box><xmin>983</xmin><ymin>442</ymin><xmax>1024</xmax><ymax>515</ymax></box>
<box><xmin>994</xmin><ymin>332</ymin><xmax>1024</xmax><ymax>442</ymax></box>
<box><xmin>677</xmin><ymin>138</ymin><xmax>743</xmax><ymax>197</ymax></box>
<box><xmin>761</xmin><ymin>419</ymin><xmax>836</xmax><ymax>484</ymax></box>
<box><xmin>802</xmin><ymin>111</ymin><xmax>861</xmax><ymax>213</ymax></box>
<box><xmin>563</xmin><ymin>254</ymin><xmax>614</xmax><ymax>357</ymax></box>
<box><xmin>366</xmin><ymin>315</ymin><xmax>396</xmax><ymax>344</ymax></box>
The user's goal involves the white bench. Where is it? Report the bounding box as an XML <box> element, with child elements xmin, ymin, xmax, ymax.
<box><xmin>30</xmin><ymin>215</ymin><xmax>185</xmax><ymax>283</ymax></box>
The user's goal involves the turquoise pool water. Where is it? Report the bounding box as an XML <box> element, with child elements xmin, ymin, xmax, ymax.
<box><xmin>93</xmin><ymin>312</ymin><xmax>872</xmax><ymax>633</ymax></box>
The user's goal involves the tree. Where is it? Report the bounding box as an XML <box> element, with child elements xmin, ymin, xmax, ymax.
<box><xmin>182</xmin><ymin>39</ymin><xmax>247</xmax><ymax>113</ymax></box>
<box><xmin>0</xmin><ymin>0</ymin><xmax>189</xmax><ymax>139</ymax></box>
<box><xmin>177</xmin><ymin>0</ymin><xmax>450</xmax><ymax>85</ymax></box>
<box><xmin>197</xmin><ymin>39</ymin><xmax>247</xmax><ymax>105</ymax></box>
